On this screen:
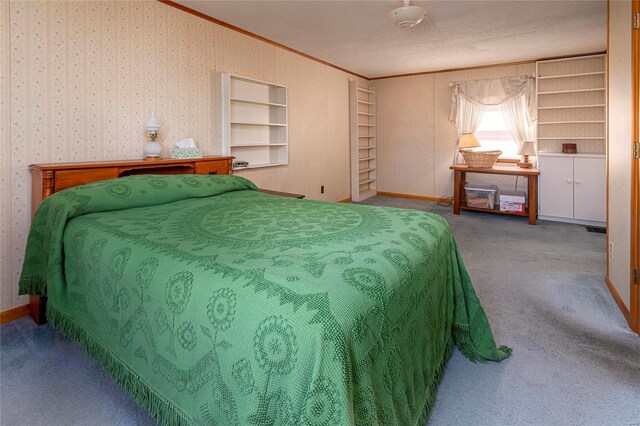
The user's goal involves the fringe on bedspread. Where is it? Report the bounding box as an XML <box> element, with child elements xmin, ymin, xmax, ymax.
<box><xmin>46</xmin><ymin>303</ymin><xmax>195</xmax><ymax>426</ymax></box>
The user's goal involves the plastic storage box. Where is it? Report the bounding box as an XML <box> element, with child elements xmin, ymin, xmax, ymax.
<box><xmin>499</xmin><ymin>190</ymin><xmax>526</xmax><ymax>213</ymax></box>
<box><xmin>464</xmin><ymin>183</ymin><xmax>498</xmax><ymax>209</ymax></box>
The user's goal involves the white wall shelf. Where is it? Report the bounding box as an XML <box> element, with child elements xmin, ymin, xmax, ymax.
<box><xmin>536</xmin><ymin>54</ymin><xmax>606</xmax><ymax>154</ymax></box>
<box><xmin>350</xmin><ymin>81</ymin><xmax>377</xmax><ymax>201</ymax></box>
<box><xmin>536</xmin><ymin>54</ymin><xmax>607</xmax><ymax>225</ymax></box>
<box><xmin>538</xmin><ymin>137</ymin><xmax>605</xmax><ymax>140</ymax></box>
<box><xmin>537</xmin><ymin>71</ymin><xmax>605</xmax><ymax>80</ymax></box>
<box><xmin>221</xmin><ymin>73</ymin><xmax>288</xmax><ymax>170</ymax></box>
<box><xmin>538</xmin><ymin>88</ymin><xmax>605</xmax><ymax>95</ymax></box>
<box><xmin>229</xmin><ymin>97</ymin><xmax>286</xmax><ymax>107</ymax></box>
<box><xmin>231</xmin><ymin>143</ymin><xmax>287</xmax><ymax>147</ymax></box>
<box><xmin>538</xmin><ymin>104</ymin><xmax>605</xmax><ymax>110</ymax></box>
<box><xmin>538</xmin><ymin>121</ymin><xmax>605</xmax><ymax>124</ymax></box>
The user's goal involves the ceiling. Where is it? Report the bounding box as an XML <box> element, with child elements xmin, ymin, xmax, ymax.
<box><xmin>175</xmin><ymin>0</ymin><xmax>607</xmax><ymax>79</ymax></box>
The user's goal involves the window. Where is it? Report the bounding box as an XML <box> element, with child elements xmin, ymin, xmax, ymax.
<box><xmin>475</xmin><ymin>105</ymin><xmax>519</xmax><ymax>159</ymax></box>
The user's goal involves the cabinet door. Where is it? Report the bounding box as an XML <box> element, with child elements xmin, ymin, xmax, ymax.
<box><xmin>539</xmin><ymin>156</ymin><xmax>574</xmax><ymax>219</ymax></box>
<box><xmin>574</xmin><ymin>157</ymin><xmax>606</xmax><ymax>222</ymax></box>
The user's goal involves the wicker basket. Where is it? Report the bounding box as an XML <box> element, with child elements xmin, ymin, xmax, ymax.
<box><xmin>460</xmin><ymin>149</ymin><xmax>502</xmax><ymax>168</ymax></box>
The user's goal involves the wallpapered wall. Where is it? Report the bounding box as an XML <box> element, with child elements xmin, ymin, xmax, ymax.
<box><xmin>607</xmin><ymin>0</ymin><xmax>632</xmax><ymax>308</ymax></box>
<box><xmin>373</xmin><ymin>63</ymin><xmax>536</xmax><ymax>198</ymax></box>
<box><xmin>0</xmin><ymin>1</ymin><xmax>361</xmax><ymax>311</ymax></box>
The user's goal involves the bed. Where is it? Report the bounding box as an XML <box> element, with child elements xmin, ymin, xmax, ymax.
<box><xmin>19</xmin><ymin>162</ymin><xmax>510</xmax><ymax>426</ymax></box>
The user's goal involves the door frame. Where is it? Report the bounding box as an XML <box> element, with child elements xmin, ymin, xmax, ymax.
<box><xmin>631</xmin><ymin>0</ymin><xmax>639</xmax><ymax>334</ymax></box>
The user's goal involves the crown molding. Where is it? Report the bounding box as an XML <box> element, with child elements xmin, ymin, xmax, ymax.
<box><xmin>158</xmin><ymin>0</ymin><xmax>369</xmax><ymax>80</ymax></box>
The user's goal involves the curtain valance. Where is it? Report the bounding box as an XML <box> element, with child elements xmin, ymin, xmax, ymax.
<box><xmin>449</xmin><ymin>75</ymin><xmax>537</xmax><ymax>124</ymax></box>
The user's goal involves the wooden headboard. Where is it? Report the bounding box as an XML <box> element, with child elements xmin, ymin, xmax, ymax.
<box><xmin>29</xmin><ymin>156</ymin><xmax>234</xmax><ymax>219</ymax></box>
<box><xmin>27</xmin><ymin>155</ymin><xmax>233</xmax><ymax>324</ymax></box>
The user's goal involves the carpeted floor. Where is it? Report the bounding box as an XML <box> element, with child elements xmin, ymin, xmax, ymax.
<box><xmin>1</xmin><ymin>195</ymin><xmax>639</xmax><ymax>425</ymax></box>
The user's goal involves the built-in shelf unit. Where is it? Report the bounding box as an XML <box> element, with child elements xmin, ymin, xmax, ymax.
<box><xmin>349</xmin><ymin>81</ymin><xmax>377</xmax><ymax>201</ymax></box>
<box><xmin>221</xmin><ymin>73</ymin><xmax>288</xmax><ymax>170</ymax></box>
<box><xmin>536</xmin><ymin>54</ymin><xmax>606</xmax><ymax>154</ymax></box>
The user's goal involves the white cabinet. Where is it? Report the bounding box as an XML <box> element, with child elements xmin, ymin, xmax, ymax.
<box><xmin>538</xmin><ymin>153</ymin><xmax>606</xmax><ymax>225</ymax></box>
<box><xmin>573</xmin><ymin>157</ymin><xmax>606</xmax><ymax>222</ymax></box>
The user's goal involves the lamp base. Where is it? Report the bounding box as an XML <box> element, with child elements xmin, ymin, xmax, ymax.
<box><xmin>517</xmin><ymin>161</ymin><xmax>532</xmax><ymax>168</ymax></box>
<box><xmin>143</xmin><ymin>156</ymin><xmax>162</xmax><ymax>161</ymax></box>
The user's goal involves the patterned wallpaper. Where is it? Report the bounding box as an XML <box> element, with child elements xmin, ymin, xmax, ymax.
<box><xmin>0</xmin><ymin>1</ymin><xmax>356</xmax><ymax>311</ymax></box>
<box><xmin>374</xmin><ymin>63</ymin><xmax>537</xmax><ymax>198</ymax></box>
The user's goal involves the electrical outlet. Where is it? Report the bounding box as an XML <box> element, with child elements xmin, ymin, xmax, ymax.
<box><xmin>609</xmin><ymin>242</ymin><xmax>614</xmax><ymax>261</ymax></box>
<box><xmin>320</xmin><ymin>185</ymin><xmax>325</xmax><ymax>194</ymax></box>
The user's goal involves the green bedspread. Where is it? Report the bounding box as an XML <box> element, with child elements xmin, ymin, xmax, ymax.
<box><xmin>19</xmin><ymin>174</ymin><xmax>510</xmax><ymax>426</ymax></box>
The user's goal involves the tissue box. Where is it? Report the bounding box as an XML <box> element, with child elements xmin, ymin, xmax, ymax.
<box><xmin>499</xmin><ymin>190</ymin><xmax>526</xmax><ymax>213</ymax></box>
<box><xmin>170</xmin><ymin>148</ymin><xmax>203</xmax><ymax>159</ymax></box>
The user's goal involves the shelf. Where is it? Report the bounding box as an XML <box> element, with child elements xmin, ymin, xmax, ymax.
<box><xmin>538</xmin><ymin>104</ymin><xmax>605</xmax><ymax>110</ymax></box>
<box><xmin>222</xmin><ymin>72</ymin><xmax>288</xmax><ymax>171</ymax></box>
<box><xmin>358</xmin><ymin>124</ymin><xmax>376</xmax><ymax>127</ymax></box>
<box><xmin>230</xmin><ymin>121</ymin><xmax>287</xmax><ymax>127</ymax></box>
<box><xmin>460</xmin><ymin>202</ymin><xmax>528</xmax><ymax>217</ymax></box>
<box><xmin>358</xmin><ymin>135</ymin><xmax>376</xmax><ymax>138</ymax></box>
<box><xmin>229</xmin><ymin>97</ymin><xmax>286</xmax><ymax>107</ymax></box>
<box><xmin>538</xmin><ymin>121</ymin><xmax>605</xmax><ymax>125</ymax></box>
<box><xmin>359</xmin><ymin>178</ymin><xmax>375</xmax><ymax>184</ymax></box>
<box><xmin>537</xmin><ymin>71</ymin><xmax>605</xmax><ymax>80</ymax></box>
<box><xmin>538</xmin><ymin>88</ymin><xmax>605</xmax><ymax>95</ymax></box>
<box><xmin>538</xmin><ymin>71</ymin><xmax>604</xmax><ymax>80</ymax></box>
<box><xmin>233</xmin><ymin>162</ymin><xmax>287</xmax><ymax>170</ymax></box>
<box><xmin>537</xmin><ymin>152</ymin><xmax>606</xmax><ymax>158</ymax></box>
<box><xmin>358</xmin><ymin>157</ymin><xmax>375</xmax><ymax>161</ymax></box>
<box><xmin>357</xmin><ymin>100</ymin><xmax>375</xmax><ymax>106</ymax></box>
<box><xmin>359</xmin><ymin>167</ymin><xmax>375</xmax><ymax>172</ymax></box>
<box><xmin>358</xmin><ymin>112</ymin><xmax>374</xmax><ymax>116</ymax></box>
<box><xmin>230</xmin><ymin>143</ymin><xmax>287</xmax><ymax>147</ymax></box>
<box><xmin>357</xmin><ymin>87</ymin><xmax>375</xmax><ymax>94</ymax></box>
<box><xmin>537</xmin><ymin>137</ymin><xmax>605</xmax><ymax>140</ymax></box>
<box><xmin>358</xmin><ymin>146</ymin><xmax>375</xmax><ymax>150</ymax></box>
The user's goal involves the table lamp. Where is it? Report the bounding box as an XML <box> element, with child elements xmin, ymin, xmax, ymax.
<box><xmin>517</xmin><ymin>140</ymin><xmax>535</xmax><ymax>168</ymax></box>
<box><xmin>144</xmin><ymin>113</ymin><xmax>162</xmax><ymax>161</ymax></box>
<box><xmin>458</xmin><ymin>133</ymin><xmax>481</xmax><ymax>151</ymax></box>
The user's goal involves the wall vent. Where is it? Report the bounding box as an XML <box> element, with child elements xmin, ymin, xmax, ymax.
<box><xmin>585</xmin><ymin>226</ymin><xmax>606</xmax><ymax>234</ymax></box>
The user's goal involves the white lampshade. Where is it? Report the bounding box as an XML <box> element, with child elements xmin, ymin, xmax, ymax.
<box><xmin>145</xmin><ymin>113</ymin><xmax>160</xmax><ymax>131</ymax></box>
<box><xmin>518</xmin><ymin>141</ymin><xmax>536</xmax><ymax>156</ymax></box>
<box><xmin>458</xmin><ymin>133</ymin><xmax>481</xmax><ymax>149</ymax></box>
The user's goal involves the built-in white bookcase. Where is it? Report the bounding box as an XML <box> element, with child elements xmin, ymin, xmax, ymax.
<box><xmin>536</xmin><ymin>54</ymin><xmax>606</xmax><ymax>154</ymax></box>
<box><xmin>349</xmin><ymin>81</ymin><xmax>377</xmax><ymax>201</ymax></box>
<box><xmin>535</xmin><ymin>54</ymin><xmax>606</xmax><ymax>225</ymax></box>
<box><xmin>221</xmin><ymin>73</ymin><xmax>288</xmax><ymax>170</ymax></box>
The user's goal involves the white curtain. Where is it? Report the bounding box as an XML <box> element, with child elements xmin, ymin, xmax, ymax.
<box><xmin>454</xmin><ymin>97</ymin><xmax>486</xmax><ymax>162</ymax></box>
<box><xmin>449</xmin><ymin>75</ymin><xmax>537</xmax><ymax>124</ymax></box>
<box><xmin>500</xmin><ymin>95</ymin><xmax>536</xmax><ymax>151</ymax></box>
<box><xmin>449</xmin><ymin>75</ymin><xmax>537</xmax><ymax>162</ymax></box>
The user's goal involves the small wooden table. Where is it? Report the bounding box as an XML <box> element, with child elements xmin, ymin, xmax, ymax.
<box><xmin>450</xmin><ymin>164</ymin><xmax>540</xmax><ymax>225</ymax></box>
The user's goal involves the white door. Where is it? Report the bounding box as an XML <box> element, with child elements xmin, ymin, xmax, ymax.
<box><xmin>539</xmin><ymin>156</ymin><xmax>574</xmax><ymax>219</ymax></box>
<box><xmin>574</xmin><ymin>157</ymin><xmax>606</xmax><ymax>222</ymax></box>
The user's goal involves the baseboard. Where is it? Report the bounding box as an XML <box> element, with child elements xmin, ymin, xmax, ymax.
<box><xmin>337</xmin><ymin>197</ymin><xmax>352</xmax><ymax>203</ymax></box>
<box><xmin>0</xmin><ymin>304</ymin><xmax>30</xmax><ymax>325</ymax></box>
<box><xmin>376</xmin><ymin>191</ymin><xmax>442</xmax><ymax>202</ymax></box>
<box><xmin>538</xmin><ymin>215</ymin><xmax>606</xmax><ymax>227</ymax></box>
<box><xmin>604</xmin><ymin>275</ymin><xmax>631</xmax><ymax>325</ymax></box>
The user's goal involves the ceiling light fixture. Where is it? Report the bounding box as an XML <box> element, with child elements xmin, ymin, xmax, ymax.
<box><xmin>389</xmin><ymin>0</ymin><xmax>427</xmax><ymax>29</ymax></box>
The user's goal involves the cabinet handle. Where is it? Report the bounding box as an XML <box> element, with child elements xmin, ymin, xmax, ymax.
<box><xmin>566</xmin><ymin>179</ymin><xmax>573</xmax><ymax>184</ymax></box>
<box><xmin>575</xmin><ymin>180</ymin><xmax>581</xmax><ymax>184</ymax></box>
